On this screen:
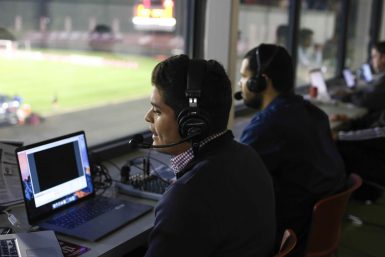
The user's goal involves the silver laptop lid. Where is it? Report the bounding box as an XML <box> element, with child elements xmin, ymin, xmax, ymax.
<box><xmin>0</xmin><ymin>231</ymin><xmax>63</xmax><ymax>257</ymax></box>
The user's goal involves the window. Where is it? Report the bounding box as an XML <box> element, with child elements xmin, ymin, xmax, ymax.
<box><xmin>0</xmin><ymin>0</ymin><xmax>190</xmax><ymax>146</ymax></box>
<box><xmin>345</xmin><ymin>0</ymin><xmax>373</xmax><ymax>71</ymax></box>
<box><xmin>296</xmin><ymin>0</ymin><xmax>340</xmax><ymax>87</ymax></box>
<box><xmin>381</xmin><ymin>2</ymin><xmax>385</xmax><ymax>40</ymax></box>
<box><xmin>236</xmin><ymin>0</ymin><xmax>289</xmax><ymax>93</ymax></box>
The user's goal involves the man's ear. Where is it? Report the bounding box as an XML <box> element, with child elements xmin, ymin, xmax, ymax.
<box><xmin>262</xmin><ymin>74</ymin><xmax>271</xmax><ymax>87</ymax></box>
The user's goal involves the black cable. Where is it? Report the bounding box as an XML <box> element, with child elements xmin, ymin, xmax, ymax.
<box><xmin>103</xmin><ymin>159</ymin><xmax>124</xmax><ymax>183</ymax></box>
<box><xmin>92</xmin><ymin>164</ymin><xmax>112</xmax><ymax>195</ymax></box>
<box><xmin>127</xmin><ymin>153</ymin><xmax>173</xmax><ymax>184</ymax></box>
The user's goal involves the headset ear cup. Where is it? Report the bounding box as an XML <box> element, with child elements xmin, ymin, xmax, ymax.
<box><xmin>256</xmin><ymin>75</ymin><xmax>267</xmax><ymax>92</ymax></box>
<box><xmin>247</xmin><ymin>76</ymin><xmax>266</xmax><ymax>93</ymax></box>
<box><xmin>247</xmin><ymin>77</ymin><xmax>258</xmax><ymax>92</ymax></box>
<box><xmin>178</xmin><ymin>108</ymin><xmax>210</xmax><ymax>139</ymax></box>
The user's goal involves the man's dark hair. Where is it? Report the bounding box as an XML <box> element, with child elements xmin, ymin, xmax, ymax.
<box><xmin>243</xmin><ymin>44</ymin><xmax>294</xmax><ymax>94</ymax></box>
<box><xmin>151</xmin><ymin>54</ymin><xmax>232</xmax><ymax>134</ymax></box>
<box><xmin>275</xmin><ymin>25</ymin><xmax>289</xmax><ymax>49</ymax></box>
<box><xmin>299</xmin><ymin>28</ymin><xmax>314</xmax><ymax>46</ymax></box>
<box><xmin>374</xmin><ymin>41</ymin><xmax>385</xmax><ymax>54</ymax></box>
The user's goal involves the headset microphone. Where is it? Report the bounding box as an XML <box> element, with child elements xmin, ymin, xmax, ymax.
<box><xmin>233</xmin><ymin>91</ymin><xmax>243</xmax><ymax>100</ymax></box>
<box><xmin>129</xmin><ymin>133</ymin><xmax>198</xmax><ymax>149</ymax></box>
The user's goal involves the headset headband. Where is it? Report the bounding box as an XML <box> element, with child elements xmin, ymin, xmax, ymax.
<box><xmin>256</xmin><ymin>45</ymin><xmax>280</xmax><ymax>76</ymax></box>
<box><xmin>186</xmin><ymin>59</ymin><xmax>206</xmax><ymax>108</ymax></box>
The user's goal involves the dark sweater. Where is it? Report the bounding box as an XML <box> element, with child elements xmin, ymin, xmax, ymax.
<box><xmin>145</xmin><ymin>131</ymin><xmax>276</xmax><ymax>257</ymax></box>
<box><xmin>240</xmin><ymin>94</ymin><xmax>346</xmax><ymax>255</ymax></box>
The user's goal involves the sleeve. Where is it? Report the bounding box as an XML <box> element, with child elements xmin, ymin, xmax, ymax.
<box><xmin>345</xmin><ymin>110</ymin><xmax>385</xmax><ymax>131</ymax></box>
<box><xmin>144</xmin><ymin>184</ymin><xmax>217</xmax><ymax>257</ymax></box>
<box><xmin>338</xmin><ymin>127</ymin><xmax>385</xmax><ymax>141</ymax></box>
<box><xmin>350</xmin><ymin>84</ymin><xmax>385</xmax><ymax>111</ymax></box>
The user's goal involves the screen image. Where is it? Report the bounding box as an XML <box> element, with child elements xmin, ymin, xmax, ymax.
<box><xmin>309</xmin><ymin>69</ymin><xmax>328</xmax><ymax>95</ymax></box>
<box><xmin>16</xmin><ymin>132</ymin><xmax>93</xmax><ymax>221</ymax></box>
<box><xmin>343</xmin><ymin>69</ymin><xmax>355</xmax><ymax>88</ymax></box>
<box><xmin>362</xmin><ymin>63</ymin><xmax>373</xmax><ymax>82</ymax></box>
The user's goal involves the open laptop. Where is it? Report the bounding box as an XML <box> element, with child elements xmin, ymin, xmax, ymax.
<box><xmin>361</xmin><ymin>63</ymin><xmax>373</xmax><ymax>83</ymax></box>
<box><xmin>15</xmin><ymin>131</ymin><xmax>153</xmax><ymax>241</ymax></box>
<box><xmin>308</xmin><ymin>68</ymin><xmax>332</xmax><ymax>101</ymax></box>
<box><xmin>0</xmin><ymin>230</ymin><xmax>63</xmax><ymax>257</ymax></box>
<box><xmin>342</xmin><ymin>68</ymin><xmax>356</xmax><ymax>88</ymax></box>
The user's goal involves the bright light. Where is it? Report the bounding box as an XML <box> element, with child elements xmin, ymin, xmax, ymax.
<box><xmin>132</xmin><ymin>0</ymin><xmax>176</xmax><ymax>32</ymax></box>
<box><xmin>132</xmin><ymin>17</ymin><xmax>176</xmax><ymax>26</ymax></box>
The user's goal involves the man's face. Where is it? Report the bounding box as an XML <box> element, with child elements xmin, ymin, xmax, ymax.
<box><xmin>371</xmin><ymin>48</ymin><xmax>385</xmax><ymax>73</ymax></box>
<box><xmin>239</xmin><ymin>58</ymin><xmax>263</xmax><ymax>110</ymax></box>
<box><xmin>144</xmin><ymin>86</ymin><xmax>190</xmax><ymax>155</ymax></box>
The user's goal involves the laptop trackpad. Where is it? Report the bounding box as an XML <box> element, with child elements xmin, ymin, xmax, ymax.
<box><xmin>26</xmin><ymin>248</ymin><xmax>63</xmax><ymax>257</ymax></box>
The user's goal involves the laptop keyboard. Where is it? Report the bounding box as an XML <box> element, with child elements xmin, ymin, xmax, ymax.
<box><xmin>0</xmin><ymin>239</ymin><xmax>19</xmax><ymax>257</ymax></box>
<box><xmin>47</xmin><ymin>197</ymin><xmax>118</xmax><ymax>229</ymax></box>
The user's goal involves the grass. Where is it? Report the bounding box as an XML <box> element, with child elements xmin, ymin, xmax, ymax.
<box><xmin>0</xmin><ymin>49</ymin><xmax>159</xmax><ymax>115</ymax></box>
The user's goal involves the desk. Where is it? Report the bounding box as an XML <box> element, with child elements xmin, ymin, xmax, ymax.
<box><xmin>0</xmin><ymin>152</ymin><xmax>159</xmax><ymax>257</ymax></box>
<box><xmin>0</xmin><ymin>192</ymin><xmax>156</xmax><ymax>257</ymax></box>
<box><xmin>233</xmin><ymin>97</ymin><xmax>368</xmax><ymax>140</ymax></box>
<box><xmin>307</xmin><ymin>98</ymin><xmax>368</xmax><ymax>130</ymax></box>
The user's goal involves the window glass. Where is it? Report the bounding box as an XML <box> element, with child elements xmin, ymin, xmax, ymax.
<box><xmin>345</xmin><ymin>0</ymin><xmax>372</xmax><ymax>71</ymax></box>
<box><xmin>381</xmin><ymin>2</ymin><xmax>385</xmax><ymax>40</ymax></box>
<box><xmin>297</xmin><ymin>0</ymin><xmax>340</xmax><ymax>87</ymax></box>
<box><xmin>236</xmin><ymin>0</ymin><xmax>289</xmax><ymax>92</ymax></box>
<box><xmin>0</xmin><ymin>0</ymin><xmax>188</xmax><ymax>145</ymax></box>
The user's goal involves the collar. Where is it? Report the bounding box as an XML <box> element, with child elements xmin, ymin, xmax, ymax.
<box><xmin>254</xmin><ymin>94</ymin><xmax>301</xmax><ymax>119</ymax></box>
<box><xmin>170</xmin><ymin>130</ymin><xmax>228</xmax><ymax>175</ymax></box>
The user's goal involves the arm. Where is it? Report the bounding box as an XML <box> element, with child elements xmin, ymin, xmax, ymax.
<box><xmin>337</xmin><ymin>127</ymin><xmax>385</xmax><ymax>141</ymax></box>
<box><xmin>350</xmin><ymin>82</ymin><xmax>385</xmax><ymax>111</ymax></box>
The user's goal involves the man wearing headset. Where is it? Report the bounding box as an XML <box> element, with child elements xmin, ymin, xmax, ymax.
<box><xmin>334</xmin><ymin>41</ymin><xmax>385</xmax><ymax>111</ymax></box>
<box><xmin>238</xmin><ymin>44</ymin><xmax>346</xmax><ymax>256</ymax></box>
<box><xmin>143</xmin><ymin>54</ymin><xmax>276</xmax><ymax>257</ymax></box>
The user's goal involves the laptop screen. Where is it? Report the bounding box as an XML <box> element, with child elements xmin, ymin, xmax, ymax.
<box><xmin>16</xmin><ymin>131</ymin><xmax>94</xmax><ymax>223</ymax></box>
<box><xmin>361</xmin><ymin>63</ymin><xmax>373</xmax><ymax>82</ymax></box>
<box><xmin>309</xmin><ymin>69</ymin><xmax>328</xmax><ymax>95</ymax></box>
<box><xmin>343</xmin><ymin>68</ymin><xmax>355</xmax><ymax>88</ymax></box>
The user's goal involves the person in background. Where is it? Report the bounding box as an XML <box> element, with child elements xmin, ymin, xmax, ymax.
<box><xmin>143</xmin><ymin>54</ymin><xmax>276</xmax><ymax>257</ymax></box>
<box><xmin>275</xmin><ymin>24</ymin><xmax>289</xmax><ymax>49</ymax></box>
<box><xmin>88</xmin><ymin>24</ymin><xmax>116</xmax><ymax>52</ymax></box>
<box><xmin>238</xmin><ymin>43</ymin><xmax>346</xmax><ymax>256</ymax></box>
<box><xmin>331</xmin><ymin>114</ymin><xmax>385</xmax><ymax>201</ymax></box>
<box><xmin>330</xmin><ymin>42</ymin><xmax>385</xmax><ymax>201</ymax></box>
<box><xmin>336</xmin><ymin>41</ymin><xmax>385</xmax><ymax>112</ymax></box>
<box><xmin>297</xmin><ymin>28</ymin><xmax>322</xmax><ymax>69</ymax></box>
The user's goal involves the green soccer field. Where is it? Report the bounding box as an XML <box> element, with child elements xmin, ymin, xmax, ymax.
<box><xmin>0</xmin><ymin>49</ymin><xmax>159</xmax><ymax>115</ymax></box>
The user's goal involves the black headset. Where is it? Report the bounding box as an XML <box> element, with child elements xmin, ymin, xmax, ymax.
<box><xmin>247</xmin><ymin>45</ymin><xmax>280</xmax><ymax>93</ymax></box>
<box><xmin>177</xmin><ymin>59</ymin><xmax>211</xmax><ymax>140</ymax></box>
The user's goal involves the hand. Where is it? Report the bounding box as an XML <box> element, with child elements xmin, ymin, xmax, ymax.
<box><xmin>333</xmin><ymin>88</ymin><xmax>352</xmax><ymax>98</ymax></box>
<box><xmin>330</xmin><ymin>113</ymin><xmax>350</xmax><ymax>122</ymax></box>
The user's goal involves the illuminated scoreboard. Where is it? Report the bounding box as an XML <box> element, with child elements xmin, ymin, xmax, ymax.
<box><xmin>132</xmin><ymin>0</ymin><xmax>176</xmax><ymax>32</ymax></box>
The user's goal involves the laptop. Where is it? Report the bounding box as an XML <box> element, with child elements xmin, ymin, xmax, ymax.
<box><xmin>342</xmin><ymin>68</ymin><xmax>356</xmax><ymax>88</ymax></box>
<box><xmin>308</xmin><ymin>68</ymin><xmax>332</xmax><ymax>101</ymax></box>
<box><xmin>361</xmin><ymin>63</ymin><xmax>373</xmax><ymax>83</ymax></box>
<box><xmin>15</xmin><ymin>131</ymin><xmax>153</xmax><ymax>241</ymax></box>
<box><xmin>0</xmin><ymin>230</ymin><xmax>63</xmax><ymax>257</ymax></box>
